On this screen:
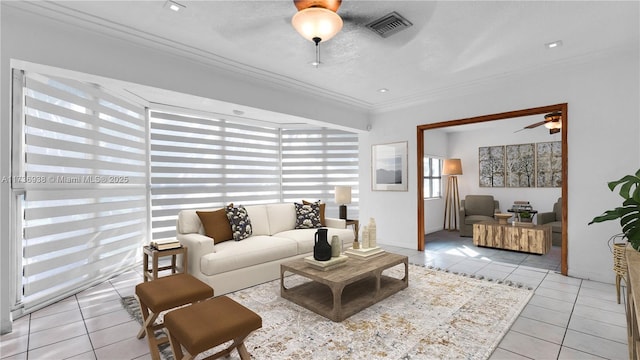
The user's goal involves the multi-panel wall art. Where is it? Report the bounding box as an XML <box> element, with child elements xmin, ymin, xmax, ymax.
<box><xmin>479</xmin><ymin>146</ymin><xmax>505</xmax><ymax>187</ymax></box>
<box><xmin>479</xmin><ymin>141</ymin><xmax>561</xmax><ymax>188</ymax></box>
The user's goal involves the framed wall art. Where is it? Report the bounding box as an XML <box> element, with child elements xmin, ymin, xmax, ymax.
<box><xmin>505</xmin><ymin>143</ymin><xmax>535</xmax><ymax>187</ymax></box>
<box><xmin>479</xmin><ymin>146</ymin><xmax>505</xmax><ymax>187</ymax></box>
<box><xmin>536</xmin><ymin>141</ymin><xmax>562</xmax><ymax>187</ymax></box>
<box><xmin>372</xmin><ymin>141</ymin><xmax>408</xmax><ymax>191</ymax></box>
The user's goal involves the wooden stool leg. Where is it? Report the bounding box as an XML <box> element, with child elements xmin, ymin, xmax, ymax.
<box><xmin>137</xmin><ymin>301</ymin><xmax>168</xmax><ymax>360</ymax></box>
<box><xmin>168</xmin><ymin>330</ymin><xmax>188</xmax><ymax>360</ymax></box>
<box><xmin>236</xmin><ymin>341</ymin><xmax>251</xmax><ymax>360</ymax></box>
<box><xmin>137</xmin><ymin>301</ymin><xmax>154</xmax><ymax>339</ymax></box>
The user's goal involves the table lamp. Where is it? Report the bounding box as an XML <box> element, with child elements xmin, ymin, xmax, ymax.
<box><xmin>334</xmin><ymin>186</ymin><xmax>352</xmax><ymax>220</ymax></box>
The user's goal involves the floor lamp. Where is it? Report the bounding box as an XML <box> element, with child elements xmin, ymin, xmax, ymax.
<box><xmin>443</xmin><ymin>159</ymin><xmax>463</xmax><ymax>231</ymax></box>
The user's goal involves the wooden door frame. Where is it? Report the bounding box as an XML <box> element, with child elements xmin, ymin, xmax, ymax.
<box><xmin>416</xmin><ymin>103</ymin><xmax>568</xmax><ymax>275</ymax></box>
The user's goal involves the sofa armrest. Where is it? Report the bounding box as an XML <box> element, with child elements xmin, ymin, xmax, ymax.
<box><xmin>537</xmin><ymin>212</ymin><xmax>556</xmax><ymax>225</ymax></box>
<box><xmin>325</xmin><ymin>217</ymin><xmax>346</xmax><ymax>229</ymax></box>
<box><xmin>177</xmin><ymin>233</ymin><xmax>214</xmax><ymax>276</ymax></box>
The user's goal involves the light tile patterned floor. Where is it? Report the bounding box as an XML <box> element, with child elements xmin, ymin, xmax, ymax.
<box><xmin>0</xmin><ymin>232</ymin><xmax>628</xmax><ymax>359</ymax></box>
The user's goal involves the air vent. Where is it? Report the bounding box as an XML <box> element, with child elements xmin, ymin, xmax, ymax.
<box><xmin>365</xmin><ymin>11</ymin><xmax>413</xmax><ymax>38</ymax></box>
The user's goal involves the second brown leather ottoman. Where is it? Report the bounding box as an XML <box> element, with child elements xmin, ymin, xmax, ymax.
<box><xmin>164</xmin><ymin>296</ymin><xmax>262</xmax><ymax>360</ymax></box>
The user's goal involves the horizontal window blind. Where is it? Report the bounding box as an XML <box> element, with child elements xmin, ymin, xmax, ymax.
<box><xmin>281</xmin><ymin>128</ymin><xmax>359</xmax><ymax>219</ymax></box>
<box><xmin>150</xmin><ymin>111</ymin><xmax>281</xmax><ymax>240</ymax></box>
<box><xmin>17</xmin><ymin>71</ymin><xmax>147</xmax><ymax>309</ymax></box>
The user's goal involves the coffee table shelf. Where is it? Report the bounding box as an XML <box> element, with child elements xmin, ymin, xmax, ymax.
<box><xmin>280</xmin><ymin>252</ymin><xmax>408</xmax><ymax>322</ymax></box>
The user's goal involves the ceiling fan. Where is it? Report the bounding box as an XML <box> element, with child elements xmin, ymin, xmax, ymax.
<box><xmin>290</xmin><ymin>0</ymin><xmax>414</xmax><ymax>66</ymax></box>
<box><xmin>520</xmin><ymin>111</ymin><xmax>562</xmax><ymax>134</ymax></box>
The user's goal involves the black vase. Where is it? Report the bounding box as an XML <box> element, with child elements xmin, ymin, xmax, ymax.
<box><xmin>313</xmin><ymin>228</ymin><xmax>332</xmax><ymax>261</ymax></box>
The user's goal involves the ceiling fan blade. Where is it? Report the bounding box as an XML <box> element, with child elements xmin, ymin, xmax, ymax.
<box><xmin>524</xmin><ymin>120</ymin><xmax>546</xmax><ymax>129</ymax></box>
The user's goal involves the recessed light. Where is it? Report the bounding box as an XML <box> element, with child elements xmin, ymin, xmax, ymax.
<box><xmin>545</xmin><ymin>40</ymin><xmax>563</xmax><ymax>49</ymax></box>
<box><xmin>164</xmin><ymin>0</ymin><xmax>185</xmax><ymax>12</ymax></box>
<box><xmin>378</xmin><ymin>88</ymin><xmax>389</xmax><ymax>93</ymax></box>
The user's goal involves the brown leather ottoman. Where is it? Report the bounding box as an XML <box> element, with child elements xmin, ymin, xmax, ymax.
<box><xmin>135</xmin><ymin>273</ymin><xmax>213</xmax><ymax>360</ymax></box>
<box><xmin>164</xmin><ymin>296</ymin><xmax>262</xmax><ymax>360</ymax></box>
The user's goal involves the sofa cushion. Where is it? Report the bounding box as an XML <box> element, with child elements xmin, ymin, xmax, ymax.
<box><xmin>275</xmin><ymin>228</ymin><xmax>355</xmax><ymax>254</ymax></box>
<box><xmin>200</xmin><ymin>236</ymin><xmax>298</xmax><ymax>276</ymax></box>
<box><xmin>294</xmin><ymin>202</ymin><xmax>322</xmax><ymax>229</ymax></box>
<box><xmin>196</xmin><ymin>208</ymin><xmax>233</xmax><ymax>244</ymax></box>
<box><xmin>266</xmin><ymin>203</ymin><xmax>296</xmax><ymax>235</ymax></box>
<box><xmin>302</xmin><ymin>200</ymin><xmax>326</xmax><ymax>226</ymax></box>
<box><xmin>226</xmin><ymin>205</ymin><xmax>253</xmax><ymax>241</ymax></box>
<box><xmin>178</xmin><ymin>209</ymin><xmax>209</xmax><ymax>235</ymax></box>
<box><xmin>464</xmin><ymin>215</ymin><xmax>495</xmax><ymax>225</ymax></box>
<box><xmin>244</xmin><ymin>205</ymin><xmax>270</xmax><ymax>236</ymax></box>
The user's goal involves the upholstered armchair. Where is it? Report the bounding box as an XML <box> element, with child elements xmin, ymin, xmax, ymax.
<box><xmin>459</xmin><ymin>195</ymin><xmax>500</xmax><ymax>237</ymax></box>
<box><xmin>537</xmin><ymin>197</ymin><xmax>562</xmax><ymax>246</ymax></box>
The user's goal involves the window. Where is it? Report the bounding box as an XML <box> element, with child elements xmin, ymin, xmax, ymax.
<box><xmin>424</xmin><ymin>157</ymin><xmax>443</xmax><ymax>199</ymax></box>
<box><xmin>281</xmin><ymin>128</ymin><xmax>359</xmax><ymax>219</ymax></box>
<box><xmin>13</xmin><ymin>70</ymin><xmax>147</xmax><ymax>311</ymax></box>
<box><xmin>149</xmin><ymin>111</ymin><xmax>360</xmax><ymax>240</ymax></box>
<box><xmin>149</xmin><ymin>111</ymin><xmax>282</xmax><ymax>240</ymax></box>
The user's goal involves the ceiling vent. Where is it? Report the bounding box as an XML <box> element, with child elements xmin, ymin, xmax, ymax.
<box><xmin>365</xmin><ymin>12</ymin><xmax>413</xmax><ymax>38</ymax></box>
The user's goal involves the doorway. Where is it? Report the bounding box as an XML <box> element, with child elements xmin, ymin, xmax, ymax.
<box><xmin>416</xmin><ymin>104</ymin><xmax>568</xmax><ymax>275</ymax></box>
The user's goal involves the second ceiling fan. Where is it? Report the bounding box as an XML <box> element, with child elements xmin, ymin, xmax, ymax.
<box><xmin>521</xmin><ymin>111</ymin><xmax>562</xmax><ymax>134</ymax></box>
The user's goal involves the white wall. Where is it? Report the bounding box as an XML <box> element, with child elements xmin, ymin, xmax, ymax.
<box><xmin>363</xmin><ymin>48</ymin><xmax>640</xmax><ymax>284</ymax></box>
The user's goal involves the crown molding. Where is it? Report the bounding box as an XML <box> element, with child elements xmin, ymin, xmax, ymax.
<box><xmin>5</xmin><ymin>1</ymin><xmax>373</xmax><ymax>112</ymax></box>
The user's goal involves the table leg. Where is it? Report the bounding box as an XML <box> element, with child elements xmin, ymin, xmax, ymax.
<box><xmin>143</xmin><ymin>252</ymin><xmax>149</xmax><ymax>282</ymax></box>
<box><xmin>171</xmin><ymin>254</ymin><xmax>177</xmax><ymax>274</ymax></box>
<box><xmin>331</xmin><ymin>284</ymin><xmax>346</xmax><ymax>321</ymax></box>
<box><xmin>152</xmin><ymin>252</ymin><xmax>159</xmax><ymax>281</ymax></box>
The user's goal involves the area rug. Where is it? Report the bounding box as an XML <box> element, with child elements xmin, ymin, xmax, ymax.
<box><xmin>121</xmin><ymin>264</ymin><xmax>533</xmax><ymax>360</ymax></box>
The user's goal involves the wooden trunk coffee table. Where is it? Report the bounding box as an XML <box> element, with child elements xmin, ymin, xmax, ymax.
<box><xmin>280</xmin><ymin>252</ymin><xmax>408</xmax><ymax>322</ymax></box>
<box><xmin>473</xmin><ymin>221</ymin><xmax>552</xmax><ymax>255</ymax></box>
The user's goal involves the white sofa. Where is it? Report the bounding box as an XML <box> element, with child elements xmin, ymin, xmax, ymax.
<box><xmin>176</xmin><ymin>203</ymin><xmax>355</xmax><ymax>295</ymax></box>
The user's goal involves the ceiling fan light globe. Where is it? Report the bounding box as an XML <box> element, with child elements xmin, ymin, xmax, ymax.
<box><xmin>544</xmin><ymin>121</ymin><xmax>561</xmax><ymax>130</ymax></box>
<box><xmin>292</xmin><ymin>7</ymin><xmax>343</xmax><ymax>42</ymax></box>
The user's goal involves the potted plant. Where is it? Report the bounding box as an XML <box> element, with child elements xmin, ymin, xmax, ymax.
<box><xmin>589</xmin><ymin>169</ymin><xmax>640</xmax><ymax>250</ymax></box>
<box><xmin>519</xmin><ymin>211</ymin><xmax>532</xmax><ymax>223</ymax></box>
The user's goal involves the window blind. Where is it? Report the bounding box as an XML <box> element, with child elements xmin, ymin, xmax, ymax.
<box><xmin>150</xmin><ymin>111</ymin><xmax>281</xmax><ymax>240</ymax></box>
<box><xmin>16</xmin><ymin>71</ymin><xmax>148</xmax><ymax>309</ymax></box>
<box><xmin>281</xmin><ymin>128</ymin><xmax>359</xmax><ymax>219</ymax></box>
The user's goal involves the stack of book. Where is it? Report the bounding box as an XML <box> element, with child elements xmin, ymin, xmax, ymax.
<box><xmin>150</xmin><ymin>238</ymin><xmax>181</xmax><ymax>250</ymax></box>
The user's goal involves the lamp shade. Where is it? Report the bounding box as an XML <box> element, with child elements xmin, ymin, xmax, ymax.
<box><xmin>291</xmin><ymin>7</ymin><xmax>343</xmax><ymax>42</ymax></box>
<box><xmin>544</xmin><ymin>121</ymin><xmax>561</xmax><ymax>130</ymax></box>
<box><xmin>334</xmin><ymin>186</ymin><xmax>352</xmax><ymax>205</ymax></box>
<box><xmin>442</xmin><ymin>159</ymin><xmax>463</xmax><ymax>176</ymax></box>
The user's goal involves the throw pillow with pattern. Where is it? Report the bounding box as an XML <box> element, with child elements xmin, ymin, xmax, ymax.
<box><xmin>225</xmin><ymin>204</ymin><xmax>252</xmax><ymax>241</ymax></box>
<box><xmin>294</xmin><ymin>202</ymin><xmax>322</xmax><ymax>229</ymax></box>
<box><xmin>302</xmin><ymin>200</ymin><xmax>326</xmax><ymax>226</ymax></box>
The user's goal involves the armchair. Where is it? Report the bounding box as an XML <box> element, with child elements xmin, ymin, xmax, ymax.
<box><xmin>537</xmin><ymin>197</ymin><xmax>562</xmax><ymax>246</ymax></box>
<box><xmin>459</xmin><ymin>195</ymin><xmax>500</xmax><ymax>237</ymax></box>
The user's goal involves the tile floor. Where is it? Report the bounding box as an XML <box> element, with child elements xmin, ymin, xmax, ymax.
<box><xmin>0</xmin><ymin>232</ymin><xmax>628</xmax><ymax>359</ymax></box>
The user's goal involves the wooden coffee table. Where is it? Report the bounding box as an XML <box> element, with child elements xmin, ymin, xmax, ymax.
<box><xmin>280</xmin><ymin>252</ymin><xmax>408</xmax><ymax>322</ymax></box>
<box><xmin>473</xmin><ymin>221</ymin><xmax>552</xmax><ymax>254</ymax></box>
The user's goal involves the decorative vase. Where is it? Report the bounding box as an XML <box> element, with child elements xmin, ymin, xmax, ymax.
<box><xmin>368</xmin><ymin>218</ymin><xmax>377</xmax><ymax>247</ymax></box>
<box><xmin>313</xmin><ymin>228</ymin><xmax>331</xmax><ymax>261</ymax></box>
<box><xmin>352</xmin><ymin>240</ymin><xmax>360</xmax><ymax>249</ymax></box>
<box><xmin>361</xmin><ymin>225</ymin><xmax>370</xmax><ymax>249</ymax></box>
<box><xmin>331</xmin><ymin>235</ymin><xmax>341</xmax><ymax>257</ymax></box>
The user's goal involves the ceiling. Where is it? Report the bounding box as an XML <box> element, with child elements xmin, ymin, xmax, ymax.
<box><xmin>12</xmin><ymin>1</ymin><xmax>639</xmax><ymax>113</ymax></box>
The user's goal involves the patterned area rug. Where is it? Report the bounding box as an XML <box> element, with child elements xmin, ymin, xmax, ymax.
<box><xmin>122</xmin><ymin>264</ymin><xmax>532</xmax><ymax>360</ymax></box>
